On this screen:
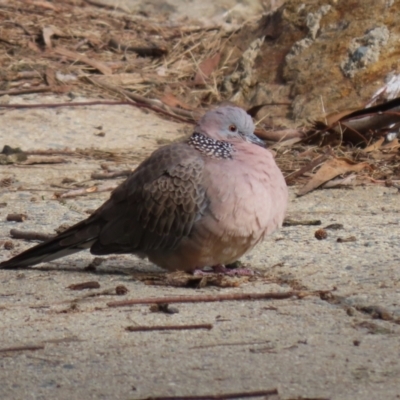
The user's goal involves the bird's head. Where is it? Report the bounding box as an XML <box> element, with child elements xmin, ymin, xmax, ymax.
<box><xmin>196</xmin><ymin>106</ymin><xmax>265</xmax><ymax>148</ymax></box>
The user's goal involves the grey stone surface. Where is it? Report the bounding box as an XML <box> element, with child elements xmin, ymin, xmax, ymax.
<box><xmin>1</xmin><ymin>94</ymin><xmax>400</xmax><ymax>399</ymax></box>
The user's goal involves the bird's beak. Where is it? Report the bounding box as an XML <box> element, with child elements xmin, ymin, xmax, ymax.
<box><xmin>247</xmin><ymin>132</ymin><xmax>266</xmax><ymax>148</ymax></box>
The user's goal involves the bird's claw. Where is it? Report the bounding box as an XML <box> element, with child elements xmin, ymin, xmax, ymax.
<box><xmin>193</xmin><ymin>264</ymin><xmax>255</xmax><ymax>276</ymax></box>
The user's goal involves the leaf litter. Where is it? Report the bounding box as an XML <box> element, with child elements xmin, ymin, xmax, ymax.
<box><xmin>1</xmin><ymin>0</ymin><xmax>400</xmax><ymax>195</ymax></box>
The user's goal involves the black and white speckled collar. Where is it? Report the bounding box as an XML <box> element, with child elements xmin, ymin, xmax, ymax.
<box><xmin>188</xmin><ymin>132</ymin><xmax>234</xmax><ymax>159</ymax></box>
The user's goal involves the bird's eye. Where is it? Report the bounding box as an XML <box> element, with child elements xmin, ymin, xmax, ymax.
<box><xmin>228</xmin><ymin>124</ymin><xmax>237</xmax><ymax>132</ymax></box>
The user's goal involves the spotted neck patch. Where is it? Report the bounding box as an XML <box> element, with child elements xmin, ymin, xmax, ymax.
<box><xmin>188</xmin><ymin>132</ymin><xmax>234</xmax><ymax>159</ymax></box>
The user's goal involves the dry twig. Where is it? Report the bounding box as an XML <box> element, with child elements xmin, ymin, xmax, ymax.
<box><xmin>91</xmin><ymin>170</ymin><xmax>131</xmax><ymax>180</ymax></box>
<box><xmin>0</xmin><ymin>345</ymin><xmax>45</xmax><ymax>353</ymax></box>
<box><xmin>283</xmin><ymin>219</ymin><xmax>321</xmax><ymax>227</ymax></box>
<box><xmin>108</xmin><ymin>291</ymin><xmax>295</xmax><ymax>307</ymax></box>
<box><xmin>10</xmin><ymin>229</ymin><xmax>54</xmax><ymax>242</ymax></box>
<box><xmin>88</xmin><ymin>76</ymin><xmax>200</xmax><ymax>123</ymax></box>
<box><xmin>140</xmin><ymin>389</ymin><xmax>278</xmax><ymax>400</ymax></box>
<box><xmin>125</xmin><ymin>324</ymin><xmax>213</xmax><ymax>332</ymax></box>
<box><xmin>108</xmin><ymin>38</ymin><xmax>168</xmax><ymax>58</ymax></box>
<box><xmin>0</xmin><ymin>87</ymin><xmax>51</xmax><ymax>96</ymax></box>
<box><xmin>51</xmin><ymin>47</ymin><xmax>112</xmax><ymax>75</ymax></box>
<box><xmin>68</xmin><ymin>281</ymin><xmax>101</xmax><ymax>290</ymax></box>
<box><xmin>6</xmin><ymin>213</ymin><xmax>27</xmax><ymax>222</ymax></box>
<box><xmin>285</xmin><ymin>151</ymin><xmax>332</xmax><ymax>184</ymax></box>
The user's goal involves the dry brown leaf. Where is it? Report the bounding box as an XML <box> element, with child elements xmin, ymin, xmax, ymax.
<box><xmin>194</xmin><ymin>52</ymin><xmax>220</xmax><ymax>85</ymax></box>
<box><xmin>322</xmin><ymin>174</ymin><xmax>357</xmax><ymax>188</ymax></box>
<box><xmin>45</xmin><ymin>68</ymin><xmax>56</xmax><ymax>87</ymax></box>
<box><xmin>160</xmin><ymin>93</ymin><xmax>192</xmax><ymax>110</ymax></box>
<box><xmin>364</xmin><ymin>137</ymin><xmax>384</xmax><ymax>152</ymax></box>
<box><xmin>256</xmin><ymin>128</ymin><xmax>303</xmax><ymax>141</ymax></box>
<box><xmin>96</xmin><ymin>73</ymin><xmax>162</xmax><ymax>87</ymax></box>
<box><xmin>382</xmin><ymin>138</ymin><xmax>400</xmax><ymax>149</ymax></box>
<box><xmin>298</xmin><ymin>157</ymin><xmax>371</xmax><ymax>196</ymax></box>
<box><xmin>368</xmin><ymin>152</ymin><xmax>396</xmax><ymax>161</ymax></box>
<box><xmin>271</xmin><ymin>137</ymin><xmax>303</xmax><ymax>149</ymax></box>
<box><xmin>52</xmin><ymin>47</ymin><xmax>112</xmax><ymax>76</ymax></box>
<box><xmin>42</xmin><ymin>26</ymin><xmax>65</xmax><ymax>49</ymax></box>
<box><xmin>325</xmin><ymin>108</ymin><xmax>359</xmax><ymax>126</ymax></box>
<box><xmin>27</xmin><ymin>0</ymin><xmax>57</xmax><ymax>10</ymax></box>
<box><xmin>27</xmin><ymin>41</ymin><xmax>41</xmax><ymax>53</ymax></box>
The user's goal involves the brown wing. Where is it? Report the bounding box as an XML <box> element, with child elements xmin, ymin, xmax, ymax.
<box><xmin>89</xmin><ymin>143</ymin><xmax>208</xmax><ymax>255</ymax></box>
<box><xmin>0</xmin><ymin>143</ymin><xmax>207</xmax><ymax>269</ymax></box>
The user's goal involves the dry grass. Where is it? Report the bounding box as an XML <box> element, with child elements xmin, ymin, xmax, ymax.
<box><xmin>0</xmin><ymin>0</ymin><xmax>237</xmax><ymax>108</ymax></box>
<box><xmin>1</xmin><ymin>0</ymin><xmax>400</xmax><ymax>193</ymax></box>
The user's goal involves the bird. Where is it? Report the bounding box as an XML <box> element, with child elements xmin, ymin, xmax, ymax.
<box><xmin>0</xmin><ymin>105</ymin><xmax>288</xmax><ymax>274</ymax></box>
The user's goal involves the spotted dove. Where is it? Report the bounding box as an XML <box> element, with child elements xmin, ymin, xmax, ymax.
<box><xmin>0</xmin><ymin>106</ymin><xmax>288</xmax><ymax>272</ymax></box>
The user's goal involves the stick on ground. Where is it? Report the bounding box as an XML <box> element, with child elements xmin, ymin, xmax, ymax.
<box><xmin>108</xmin><ymin>291</ymin><xmax>295</xmax><ymax>307</ymax></box>
<box><xmin>139</xmin><ymin>388</ymin><xmax>278</xmax><ymax>400</ymax></box>
<box><xmin>125</xmin><ymin>324</ymin><xmax>213</xmax><ymax>332</ymax></box>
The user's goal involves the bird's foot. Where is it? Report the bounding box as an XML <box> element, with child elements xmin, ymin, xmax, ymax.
<box><xmin>193</xmin><ymin>264</ymin><xmax>255</xmax><ymax>276</ymax></box>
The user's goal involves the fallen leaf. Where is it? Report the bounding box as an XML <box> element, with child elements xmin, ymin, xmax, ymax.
<box><xmin>52</xmin><ymin>47</ymin><xmax>112</xmax><ymax>76</ymax></box>
<box><xmin>324</xmin><ymin>108</ymin><xmax>360</xmax><ymax>126</ymax></box>
<box><xmin>160</xmin><ymin>93</ymin><xmax>192</xmax><ymax>110</ymax></box>
<box><xmin>368</xmin><ymin>152</ymin><xmax>396</xmax><ymax>162</ymax></box>
<box><xmin>27</xmin><ymin>0</ymin><xmax>57</xmax><ymax>10</ymax></box>
<box><xmin>42</xmin><ymin>26</ymin><xmax>65</xmax><ymax>49</ymax></box>
<box><xmin>298</xmin><ymin>157</ymin><xmax>371</xmax><ymax>196</ymax></box>
<box><xmin>322</xmin><ymin>173</ymin><xmax>357</xmax><ymax>188</ymax></box>
<box><xmin>364</xmin><ymin>137</ymin><xmax>384</xmax><ymax>152</ymax></box>
<box><xmin>256</xmin><ymin>128</ymin><xmax>303</xmax><ymax>141</ymax></box>
<box><xmin>27</xmin><ymin>41</ymin><xmax>41</xmax><ymax>53</ymax></box>
<box><xmin>271</xmin><ymin>137</ymin><xmax>303</xmax><ymax>149</ymax></box>
<box><xmin>285</xmin><ymin>150</ymin><xmax>332</xmax><ymax>184</ymax></box>
<box><xmin>382</xmin><ymin>138</ymin><xmax>400</xmax><ymax>149</ymax></box>
<box><xmin>194</xmin><ymin>53</ymin><xmax>220</xmax><ymax>85</ymax></box>
<box><xmin>96</xmin><ymin>73</ymin><xmax>162</xmax><ymax>87</ymax></box>
<box><xmin>45</xmin><ymin>68</ymin><xmax>56</xmax><ymax>87</ymax></box>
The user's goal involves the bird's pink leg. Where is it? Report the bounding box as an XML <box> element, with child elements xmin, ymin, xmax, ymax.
<box><xmin>193</xmin><ymin>264</ymin><xmax>255</xmax><ymax>276</ymax></box>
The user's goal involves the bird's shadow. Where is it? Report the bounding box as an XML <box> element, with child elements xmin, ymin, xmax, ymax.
<box><xmin>1</xmin><ymin>260</ymin><xmax>165</xmax><ymax>277</ymax></box>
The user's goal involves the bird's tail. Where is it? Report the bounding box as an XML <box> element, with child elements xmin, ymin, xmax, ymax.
<box><xmin>0</xmin><ymin>220</ymin><xmax>100</xmax><ymax>269</ymax></box>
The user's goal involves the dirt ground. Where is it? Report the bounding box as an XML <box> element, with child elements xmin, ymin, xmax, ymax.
<box><xmin>1</xmin><ymin>1</ymin><xmax>400</xmax><ymax>399</ymax></box>
<box><xmin>1</xmin><ymin>94</ymin><xmax>400</xmax><ymax>400</ymax></box>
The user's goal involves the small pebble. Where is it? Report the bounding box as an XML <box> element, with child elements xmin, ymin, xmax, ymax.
<box><xmin>346</xmin><ymin>307</ymin><xmax>356</xmax><ymax>316</ymax></box>
<box><xmin>315</xmin><ymin>228</ymin><xmax>328</xmax><ymax>240</ymax></box>
<box><xmin>150</xmin><ymin>303</ymin><xmax>179</xmax><ymax>314</ymax></box>
<box><xmin>4</xmin><ymin>241</ymin><xmax>14</xmax><ymax>250</ymax></box>
<box><xmin>115</xmin><ymin>285</ymin><xmax>128</xmax><ymax>295</ymax></box>
<box><xmin>6</xmin><ymin>213</ymin><xmax>27</xmax><ymax>222</ymax></box>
